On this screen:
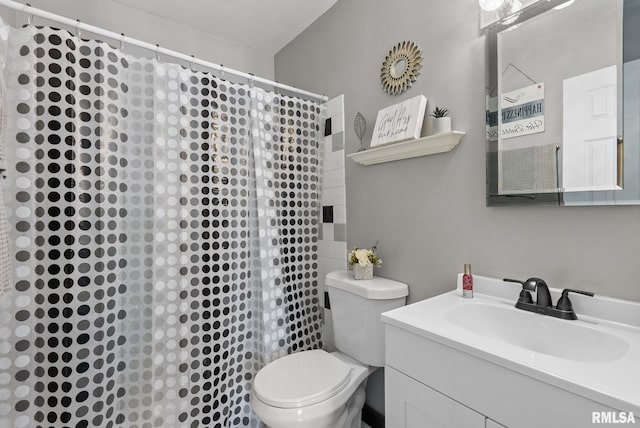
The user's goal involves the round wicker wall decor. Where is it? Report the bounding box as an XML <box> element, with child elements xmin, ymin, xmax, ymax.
<box><xmin>380</xmin><ymin>41</ymin><xmax>423</xmax><ymax>95</ymax></box>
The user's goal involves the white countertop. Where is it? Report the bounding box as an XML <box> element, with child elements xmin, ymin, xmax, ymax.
<box><xmin>381</xmin><ymin>276</ymin><xmax>640</xmax><ymax>413</ymax></box>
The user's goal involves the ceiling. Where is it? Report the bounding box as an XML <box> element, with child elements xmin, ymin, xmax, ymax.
<box><xmin>111</xmin><ymin>0</ymin><xmax>339</xmax><ymax>55</ymax></box>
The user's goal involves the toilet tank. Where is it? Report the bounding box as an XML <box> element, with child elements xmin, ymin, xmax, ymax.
<box><xmin>326</xmin><ymin>270</ymin><xmax>408</xmax><ymax>367</ymax></box>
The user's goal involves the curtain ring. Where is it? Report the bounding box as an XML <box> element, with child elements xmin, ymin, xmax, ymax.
<box><xmin>120</xmin><ymin>33</ymin><xmax>125</xmax><ymax>53</ymax></box>
<box><xmin>274</xmin><ymin>81</ymin><xmax>280</xmax><ymax>96</ymax></box>
<box><xmin>23</xmin><ymin>3</ymin><xmax>33</xmax><ymax>26</ymax></box>
<box><xmin>189</xmin><ymin>55</ymin><xmax>195</xmax><ymax>71</ymax></box>
<box><xmin>248</xmin><ymin>72</ymin><xmax>255</xmax><ymax>89</ymax></box>
<box><xmin>75</xmin><ymin>19</ymin><xmax>81</xmax><ymax>38</ymax></box>
<box><xmin>155</xmin><ymin>44</ymin><xmax>160</xmax><ymax>61</ymax></box>
<box><xmin>220</xmin><ymin>65</ymin><xmax>225</xmax><ymax>80</ymax></box>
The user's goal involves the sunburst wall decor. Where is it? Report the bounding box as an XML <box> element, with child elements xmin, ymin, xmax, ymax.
<box><xmin>380</xmin><ymin>41</ymin><xmax>423</xmax><ymax>95</ymax></box>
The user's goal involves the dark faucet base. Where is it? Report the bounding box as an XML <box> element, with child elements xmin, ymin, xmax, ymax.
<box><xmin>515</xmin><ymin>301</ymin><xmax>578</xmax><ymax>320</ymax></box>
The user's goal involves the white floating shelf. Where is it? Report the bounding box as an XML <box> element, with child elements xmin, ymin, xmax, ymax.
<box><xmin>347</xmin><ymin>131</ymin><xmax>465</xmax><ymax>166</ymax></box>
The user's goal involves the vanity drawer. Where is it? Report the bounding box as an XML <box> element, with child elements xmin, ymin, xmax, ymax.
<box><xmin>386</xmin><ymin>366</ymin><xmax>486</xmax><ymax>428</ymax></box>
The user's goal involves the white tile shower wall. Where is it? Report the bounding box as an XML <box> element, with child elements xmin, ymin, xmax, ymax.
<box><xmin>319</xmin><ymin>94</ymin><xmax>346</xmax><ymax>350</ymax></box>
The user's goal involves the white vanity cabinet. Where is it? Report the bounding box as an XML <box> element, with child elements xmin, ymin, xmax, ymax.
<box><xmin>383</xmin><ymin>324</ymin><xmax>622</xmax><ymax>428</ymax></box>
<box><xmin>381</xmin><ymin>280</ymin><xmax>640</xmax><ymax>428</ymax></box>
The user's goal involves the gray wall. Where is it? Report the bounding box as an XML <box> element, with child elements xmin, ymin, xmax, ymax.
<box><xmin>625</xmin><ymin>0</ymin><xmax>640</xmax><ymax>62</ymax></box>
<box><xmin>275</xmin><ymin>0</ymin><xmax>640</xmax><ymax>304</ymax></box>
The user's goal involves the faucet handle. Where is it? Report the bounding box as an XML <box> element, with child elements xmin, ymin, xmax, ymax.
<box><xmin>503</xmin><ymin>277</ymin><xmax>539</xmax><ymax>292</ymax></box>
<box><xmin>518</xmin><ymin>289</ymin><xmax>533</xmax><ymax>304</ymax></box>
<box><xmin>503</xmin><ymin>278</ymin><xmax>525</xmax><ymax>287</ymax></box>
<box><xmin>503</xmin><ymin>278</ymin><xmax>533</xmax><ymax>304</ymax></box>
<box><xmin>556</xmin><ymin>289</ymin><xmax>595</xmax><ymax>312</ymax></box>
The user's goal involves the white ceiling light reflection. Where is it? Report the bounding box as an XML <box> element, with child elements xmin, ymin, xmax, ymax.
<box><xmin>479</xmin><ymin>0</ymin><xmax>505</xmax><ymax>11</ymax></box>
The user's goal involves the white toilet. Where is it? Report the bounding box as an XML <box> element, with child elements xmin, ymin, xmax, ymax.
<box><xmin>251</xmin><ymin>270</ymin><xmax>408</xmax><ymax>428</ymax></box>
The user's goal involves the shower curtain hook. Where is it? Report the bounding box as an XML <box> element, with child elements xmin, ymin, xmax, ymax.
<box><xmin>155</xmin><ymin>44</ymin><xmax>160</xmax><ymax>61</ymax></box>
<box><xmin>248</xmin><ymin>72</ymin><xmax>255</xmax><ymax>89</ymax></box>
<box><xmin>75</xmin><ymin>19</ymin><xmax>81</xmax><ymax>38</ymax></box>
<box><xmin>119</xmin><ymin>33</ymin><xmax>125</xmax><ymax>53</ymax></box>
<box><xmin>23</xmin><ymin>3</ymin><xmax>33</xmax><ymax>26</ymax></box>
<box><xmin>220</xmin><ymin>65</ymin><xmax>225</xmax><ymax>81</ymax></box>
<box><xmin>189</xmin><ymin>55</ymin><xmax>195</xmax><ymax>71</ymax></box>
<box><xmin>275</xmin><ymin>81</ymin><xmax>280</xmax><ymax>96</ymax></box>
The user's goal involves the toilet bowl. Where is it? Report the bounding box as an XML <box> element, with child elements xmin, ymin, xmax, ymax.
<box><xmin>251</xmin><ymin>350</ymin><xmax>372</xmax><ymax>428</ymax></box>
<box><xmin>251</xmin><ymin>270</ymin><xmax>408</xmax><ymax>428</ymax></box>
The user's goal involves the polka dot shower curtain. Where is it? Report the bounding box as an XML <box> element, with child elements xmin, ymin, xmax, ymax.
<box><xmin>0</xmin><ymin>19</ymin><xmax>323</xmax><ymax>428</ymax></box>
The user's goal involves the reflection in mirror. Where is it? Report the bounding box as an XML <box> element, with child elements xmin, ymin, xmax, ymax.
<box><xmin>498</xmin><ymin>0</ymin><xmax>621</xmax><ymax>195</ymax></box>
<box><xmin>391</xmin><ymin>58</ymin><xmax>408</xmax><ymax>79</ymax></box>
<box><xmin>486</xmin><ymin>0</ymin><xmax>640</xmax><ymax>206</ymax></box>
<box><xmin>480</xmin><ymin>0</ymin><xmax>538</xmax><ymax>28</ymax></box>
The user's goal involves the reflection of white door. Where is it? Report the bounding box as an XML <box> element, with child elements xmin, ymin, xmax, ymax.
<box><xmin>562</xmin><ymin>65</ymin><xmax>618</xmax><ymax>192</ymax></box>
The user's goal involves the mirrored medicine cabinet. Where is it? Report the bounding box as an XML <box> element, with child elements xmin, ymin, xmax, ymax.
<box><xmin>485</xmin><ymin>0</ymin><xmax>640</xmax><ymax>206</ymax></box>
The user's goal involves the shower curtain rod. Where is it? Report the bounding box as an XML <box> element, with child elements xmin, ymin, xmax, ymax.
<box><xmin>0</xmin><ymin>0</ymin><xmax>328</xmax><ymax>102</ymax></box>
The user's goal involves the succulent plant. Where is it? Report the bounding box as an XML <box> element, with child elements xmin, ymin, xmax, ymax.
<box><xmin>430</xmin><ymin>106</ymin><xmax>449</xmax><ymax>118</ymax></box>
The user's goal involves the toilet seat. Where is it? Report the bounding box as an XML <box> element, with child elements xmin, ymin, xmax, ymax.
<box><xmin>253</xmin><ymin>350</ymin><xmax>352</xmax><ymax>409</ymax></box>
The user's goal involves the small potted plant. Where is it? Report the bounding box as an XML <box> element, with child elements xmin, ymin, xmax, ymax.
<box><xmin>348</xmin><ymin>243</ymin><xmax>382</xmax><ymax>280</ymax></box>
<box><xmin>429</xmin><ymin>106</ymin><xmax>451</xmax><ymax>134</ymax></box>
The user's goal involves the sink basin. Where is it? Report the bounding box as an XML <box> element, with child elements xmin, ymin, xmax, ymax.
<box><xmin>445</xmin><ymin>303</ymin><xmax>630</xmax><ymax>363</ymax></box>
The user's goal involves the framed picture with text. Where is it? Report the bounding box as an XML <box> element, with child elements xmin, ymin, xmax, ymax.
<box><xmin>370</xmin><ymin>95</ymin><xmax>428</xmax><ymax>147</ymax></box>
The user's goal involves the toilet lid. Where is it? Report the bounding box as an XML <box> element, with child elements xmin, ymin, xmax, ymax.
<box><xmin>253</xmin><ymin>350</ymin><xmax>352</xmax><ymax>409</ymax></box>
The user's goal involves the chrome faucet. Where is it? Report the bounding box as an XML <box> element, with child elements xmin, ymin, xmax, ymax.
<box><xmin>503</xmin><ymin>277</ymin><xmax>594</xmax><ymax>320</ymax></box>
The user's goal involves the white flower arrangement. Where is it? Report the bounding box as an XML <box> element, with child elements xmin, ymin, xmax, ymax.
<box><xmin>348</xmin><ymin>242</ymin><xmax>382</xmax><ymax>267</ymax></box>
